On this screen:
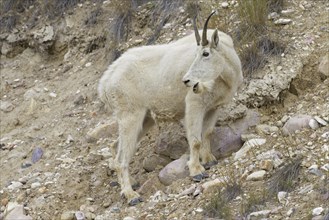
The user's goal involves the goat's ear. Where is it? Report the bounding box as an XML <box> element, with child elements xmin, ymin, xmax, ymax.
<box><xmin>210</xmin><ymin>29</ymin><xmax>219</xmax><ymax>49</ymax></box>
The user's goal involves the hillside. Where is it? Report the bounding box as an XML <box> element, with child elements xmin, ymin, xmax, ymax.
<box><xmin>0</xmin><ymin>0</ymin><xmax>328</xmax><ymax>219</ymax></box>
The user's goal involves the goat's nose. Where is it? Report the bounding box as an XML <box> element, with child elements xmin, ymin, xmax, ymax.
<box><xmin>183</xmin><ymin>79</ymin><xmax>190</xmax><ymax>85</ymax></box>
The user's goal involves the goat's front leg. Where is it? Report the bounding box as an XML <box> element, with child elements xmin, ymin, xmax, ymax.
<box><xmin>200</xmin><ymin>108</ymin><xmax>219</xmax><ymax>169</ymax></box>
<box><xmin>185</xmin><ymin>100</ymin><xmax>207</xmax><ymax>182</ymax></box>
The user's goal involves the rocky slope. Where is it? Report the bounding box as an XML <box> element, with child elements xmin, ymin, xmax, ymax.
<box><xmin>0</xmin><ymin>0</ymin><xmax>328</xmax><ymax>219</ymax></box>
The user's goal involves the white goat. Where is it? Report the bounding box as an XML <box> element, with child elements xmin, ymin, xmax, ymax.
<box><xmin>98</xmin><ymin>11</ymin><xmax>243</xmax><ymax>205</ymax></box>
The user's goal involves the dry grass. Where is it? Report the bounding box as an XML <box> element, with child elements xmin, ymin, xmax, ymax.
<box><xmin>240</xmin><ymin>189</ymin><xmax>270</xmax><ymax>218</ymax></box>
<box><xmin>267</xmin><ymin>157</ymin><xmax>302</xmax><ymax>195</ymax></box>
<box><xmin>204</xmin><ymin>173</ymin><xmax>243</xmax><ymax>219</ymax></box>
<box><xmin>236</xmin><ymin>0</ymin><xmax>286</xmax><ymax>77</ymax></box>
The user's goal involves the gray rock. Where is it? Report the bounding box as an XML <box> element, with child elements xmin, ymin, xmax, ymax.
<box><xmin>234</xmin><ymin>139</ymin><xmax>266</xmax><ymax>161</ymax></box>
<box><xmin>60</xmin><ymin>211</ymin><xmax>75</xmax><ymax>220</ymax></box>
<box><xmin>158</xmin><ymin>154</ymin><xmax>189</xmax><ymax>185</ymax></box>
<box><xmin>4</xmin><ymin>202</ymin><xmax>32</xmax><ymax>220</ymax></box>
<box><xmin>212</xmin><ymin>109</ymin><xmax>260</xmax><ymax>159</ymax></box>
<box><xmin>142</xmin><ymin>154</ymin><xmax>171</xmax><ymax>172</ymax></box>
<box><xmin>221</xmin><ymin>2</ymin><xmax>229</xmax><ymax>8</ymax></box>
<box><xmin>312</xmin><ymin>207</ymin><xmax>324</xmax><ymax>216</ymax></box>
<box><xmin>0</xmin><ymin>100</ymin><xmax>14</xmax><ymax>112</ymax></box>
<box><xmin>137</xmin><ymin>175</ymin><xmax>162</xmax><ymax>196</ymax></box>
<box><xmin>75</xmin><ymin>211</ymin><xmax>85</xmax><ymax>220</ymax></box>
<box><xmin>32</xmin><ymin>147</ymin><xmax>43</xmax><ymax>163</ymax></box>
<box><xmin>33</xmin><ymin>26</ymin><xmax>55</xmax><ymax>43</ymax></box>
<box><xmin>314</xmin><ymin>116</ymin><xmax>328</xmax><ymax>126</ymax></box>
<box><xmin>155</xmin><ymin>123</ymin><xmax>188</xmax><ymax>159</ymax></box>
<box><xmin>155</xmin><ymin>109</ymin><xmax>259</xmax><ymax>160</ymax></box>
<box><xmin>1</xmin><ymin>42</ymin><xmax>12</xmax><ymax>55</ymax></box>
<box><xmin>7</xmin><ymin>181</ymin><xmax>23</xmax><ymax>191</ymax></box>
<box><xmin>123</xmin><ymin>217</ymin><xmax>135</xmax><ymax>220</ymax></box>
<box><xmin>248</xmin><ymin>210</ymin><xmax>271</xmax><ymax>218</ymax></box>
<box><xmin>318</xmin><ymin>54</ymin><xmax>329</xmax><ymax>77</ymax></box>
<box><xmin>23</xmin><ymin>88</ymin><xmax>41</xmax><ymax>101</ymax></box>
<box><xmin>31</xmin><ymin>182</ymin><xmax>41</xmax><ymax>189</ymax></box>
<box><xmin>255</xmin><ymin>124</ymin><xmax>279</xmax><ymax>135</ymax></box>
<box><xmin>274</xmin><ymin>18</ymin><xmax>292</xmax><ymax>25</ymax></box>
<box><xmin>282</xmin><ymin>115</ymin><xmax>313</xmax><ymax>135</ymax></box>
<box><xmin>246</xmin><ymin>170</ymin><xmax>266</xmax><ymax>181</ymax></box>
<box><xmin>277</xmin><ymin>191</ymin><xmax>288</xmax><ymax>204</ymax></box>
<box><xmin>309</xmin><ymin>119</ymin><xmax>320</xmax><ymax>130</ymax></box>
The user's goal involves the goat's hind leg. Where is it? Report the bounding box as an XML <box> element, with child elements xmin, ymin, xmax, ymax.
<box><xmin>115</xmin><ymin>109</ymin><xmax>146</xmax><ymax>206</ymax></box>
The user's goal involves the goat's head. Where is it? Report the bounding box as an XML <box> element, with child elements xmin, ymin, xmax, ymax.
<box><xmin>183</xmin><ymin>11</ymin><xmax>223</xmax><ymax>94</ymax></box>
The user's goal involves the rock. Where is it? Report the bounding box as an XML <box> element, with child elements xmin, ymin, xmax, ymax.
<box><xmin>268</xmin><ymin>12</ymin><xmax>279</xmax><ymax>20</ymax></box>
<box><xmin>246</xmin><ymin>170</ymin><xmax>266</xmax><ymax>181</ymax></box>
<box><xmin>7</xmin><ymin>181</ymin><xmax>23</xmax><ymax>191</ymax></box>
<box><xmin>287</xmin><ymin>208</ymin><xmax>295</xmax><ymax>217</ymax></box>
<box><xmin>298</xmin><ymin>184</ymin><xmax>313</xmax><ymax>194</ymax></box>
<box><xmin>179</xmin><ymin>184</ymin><xmax>197</xmax><ymax>197</ymax></box>
<box><xmin>65</xmin><ymin>135</ymin><xmax>74</xmax><ymax>144</ymax></box>
<box><xmin>33</xmin><ymin>26</ymin><xmax>55</xmax><ymax>43</ymax></box>
<box><xmin>75</xmin><ymin>211</ymin><xmax>85</xmax><ymax>220</ymax></box>
<box><xmin>255</xmin><ymin>124</ymin><xmax>279</xmax><ymax>135</ymax></box>
<box><xmin>212</xmin><ymin>109</ymin><xmax>260</xmax><ymax>158</ymax></box>
<box><xmin>142</xmin><ymin>154</ymin><xmax>171</xmax><ymax>172</ymax></box>
<box><xmin>277</xmin><ymin>191</ymin><xmax>288</xmax><ymax>204</ymax></box>
<box><xmin>274</xmin><ymin>18</ymin><xmax>292</xmax><ymax>25</ymax></box>
<box><xmin>318</xmin><ymin>54</ymin><xmax>329</xmax><ymax>77</ymax></box>
<box><xmin>123</xmin><ymin>217</ymin><xmax>135</xmax><ymax>220</ymax></box>
<box><xmin>308</xmin><ymin>164</ymin><xmax>323</xmax><ymax>176</ymax></box>
<box><xmin>86</xmin><ymin>121</ymin><xmax>118</xmax><ymax>143</ymax></box>
<box><xmin>32</xmin><ymin>147</ymin><xmax>43</xmax><ymax>163</ymax></box>
<box><xmin>158</xmin><ymin>154</ymin><xmax>189</xmax><ymax>186</ymax></box>
<box><xmin>60</xmin><ymin>211</ymin><xmax>75</xmax><ymax>220</ymax></box>
<box><xmin>4</xmin><ymin>202</ymin><xmax>32</xmax><ymax>220</ymax></box>
<box><xmin>31</xmin><ymin>182</ymin><xmax>41</xmax><ymax>189</ymax></box>
<box><xmin>321</xmin><ymin>163</ymin><xmax>329</xmax><ymax>171</ymax></box>
<box><xmin>138</xmin><ymin>176</ymin><xmax>162</xmax><ymax>196</ymax></box>
<box><xmin>259</xmin><ymin>160</ymin><xmax>273</xmax><ymax>171</ymax></box>
<box><xmin>24</xmin><ymin>88</ymin><xmax>41</xmax><ymax>101</ymax></box>
<box><xmin>282</xmin><ymin>115</ymin><xmax>313</xmax><ymax>135</ymax></box>
<box><xmin>155</xmin><ymin>123</ymin><xmax>188</xmax><ymax>159</ymax></box>
<box><xmin>49</xmin><ymin>92</ymin><xmax>57</xmax><ymax>98</ymax></box>
<box><xmin>256</xmin><ymin>150</ymin><xmax>283</xmax><ymax>168</ymax></box>
<box><xmin>314</xmin><ymin>116</ymin><xmax>328</xmax><ymax>126</ymax></box>
<box><xmin>312</xmin><ymin>207</ymin><xmax>324</xmax><ymax>216</ymax></box>
<box><xmin>309</xmin><ymin>119</ymin><xmax>320</xmax><ymax>130</ymax></box>
<box><xmin>234</xmin><ymin>139</ymin><xmax>266</xmax><ymax>161</ymax></box>
<box><xmin>149</xmin><ymin>190</ymin><xmax>168</xmax><ymax>203</ymax></box>
<box><xmin>85</xmin><ymin>62</ymin><xmax>92</xmax><ymax>67</ymax></box>
<box><xmin>201</xmin><ymin>178</ymin><xmax>225</xmax><ymax>194</ymax></box>
<box><xmin>0</xmin><ymin>100</ymin><xmax>14</xmax><ymax>112</ymax></box>
<box><xmin>221</xmin><ymin>2</ymin><xmax>229</xmax><ymax>8</ymax></box>
<box><xmin>248</xmin><ymin>210</ymin><xmax>271</xmax><ymax>218</ymax></box>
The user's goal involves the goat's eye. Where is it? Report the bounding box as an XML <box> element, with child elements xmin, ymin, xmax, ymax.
<box><xmin>203</xmin><ymin>52</ymin><xmax>209</xmax><ymax>57</ymax></box>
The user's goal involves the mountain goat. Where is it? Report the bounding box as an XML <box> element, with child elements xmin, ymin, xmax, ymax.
<box><xmin>98</xmin><ymin>11</ymin><xmax>243</xmax><ymax>206</ymax></box>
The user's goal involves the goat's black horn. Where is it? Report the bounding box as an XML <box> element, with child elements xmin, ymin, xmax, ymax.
<box><xmin>193</xmin><ymin>16</ymin><xmax>201</xmax><ymax>46</ymax></box>
<box><xmin>201</xmin><ymin>11</ymin><xmax>216</xmax><ymax>46</ymax></box>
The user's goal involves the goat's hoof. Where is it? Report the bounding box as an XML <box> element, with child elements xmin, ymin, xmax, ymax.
<box><xmin>192</xmin><ymin>173</ymin><xmax>209</xmax><ymax>182</ymax></box>
<box><xmin>203</xmin><ymin>160</ymin><xmax>218</xmax><ymax>170</ymax></box>
<box><xmin>128</xmin><ymin>197</ymin><xmax>143</xmax><ymax>206</ymax></box>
